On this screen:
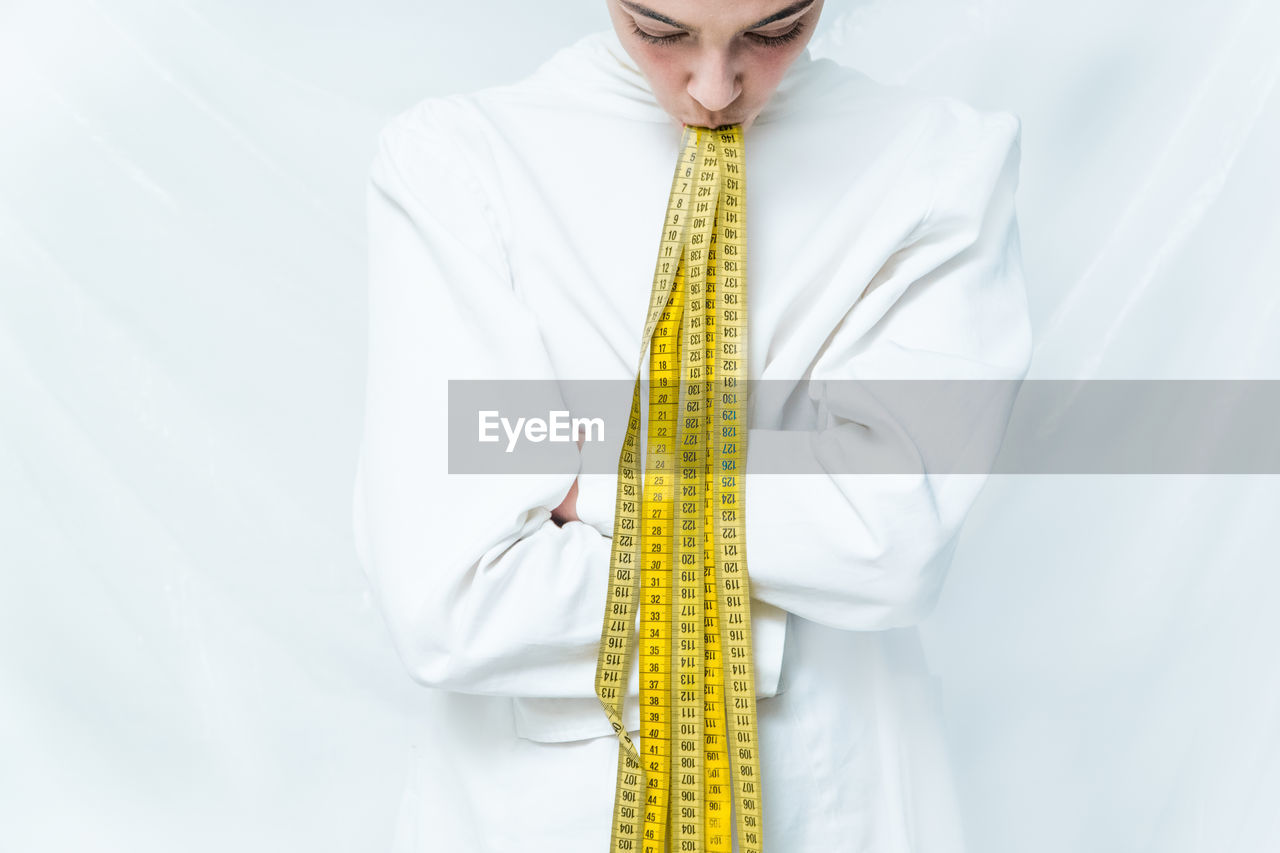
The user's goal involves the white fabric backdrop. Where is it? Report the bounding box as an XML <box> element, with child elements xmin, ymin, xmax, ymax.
<box><xmin>2</xmin><ymin>0</ymin><xmax>1276</xmax><ymax>850</ymax></box>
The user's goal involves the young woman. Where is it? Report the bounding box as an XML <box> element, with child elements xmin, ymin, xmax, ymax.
<box><xmin>353</xmin><ymin>1</ymin><xmax>1032</xmax><ymax>849</ymax></box>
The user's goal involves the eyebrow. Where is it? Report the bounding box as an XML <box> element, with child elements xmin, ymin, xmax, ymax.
<box><xmin>617</xmin><ymin>0</ymin><xmax>816</xmax><ymax>33</ymax></box>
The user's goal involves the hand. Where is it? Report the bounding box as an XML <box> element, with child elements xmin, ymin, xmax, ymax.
<box><xmin>550</xmin><ymin>432</ymin><xmax>586</xmax><ymax>527</ymax></box>
<box><xmin>550</xmin><ymin>476</ymin><xmax>580</xmax><ymax>526</ymax></box>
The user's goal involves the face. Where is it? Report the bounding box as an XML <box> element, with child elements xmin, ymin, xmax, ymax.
<box><xmin>605</xmin><ymin>0</ymin><xmax>825</xmax><ymax>131</ymax></box>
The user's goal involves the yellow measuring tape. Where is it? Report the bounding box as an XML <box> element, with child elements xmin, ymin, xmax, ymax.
<box><xmin>594</xmin><ymin>124</ymin><xmax>761</xmax><ymax>853</ymax></box>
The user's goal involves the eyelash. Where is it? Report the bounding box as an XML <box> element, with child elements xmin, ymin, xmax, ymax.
<box><xmin>629</xmin><ymin>19</ymin><xmax>806</xmax><ymax>48</ymax></box>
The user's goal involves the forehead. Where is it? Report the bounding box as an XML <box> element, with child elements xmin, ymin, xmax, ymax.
<box><xmin>618</xmin><ymin>0</ymin><xmax>815</xmax><ymax>30</ymax></box>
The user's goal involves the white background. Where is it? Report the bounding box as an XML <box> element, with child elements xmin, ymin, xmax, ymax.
<box><xmin>2</xmin><ymin>0</ymin><xmax>1278</xmax><ymax>850</ymax></box>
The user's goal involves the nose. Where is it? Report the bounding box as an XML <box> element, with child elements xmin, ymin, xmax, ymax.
<box><xmin>686</xmin><ymin>49</ymin><xmax>742</xmax><ymax>114</ymax></box>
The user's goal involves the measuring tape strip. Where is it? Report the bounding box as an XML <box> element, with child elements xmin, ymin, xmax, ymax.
<box><xmin>594</xmin><ymin>124</ymin><xmax>762</xmax><ymax>853</ymax></box>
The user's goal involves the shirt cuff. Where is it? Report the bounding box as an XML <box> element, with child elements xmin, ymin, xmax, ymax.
<box><xmin>516</xmin><ymin>443</ymin><xmax>789</xmax><ymax>742</ymax></box>
<box><xmin>573</xmin><ymin>465</ymin><xmax>788</xmax><ymax>698</ymax></box>
<box><xmin>510</xmin><ymin>600</ymin><xmax>787</xmax><ymax>742</ymax></box>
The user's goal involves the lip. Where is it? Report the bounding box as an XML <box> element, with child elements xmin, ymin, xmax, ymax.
<box><xmin>685</xmin><ymin>117</ymin><xmax>744</xmax><ymax>129</ymax></box>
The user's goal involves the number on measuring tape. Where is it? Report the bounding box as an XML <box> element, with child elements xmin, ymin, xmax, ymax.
<box><xmin>593</xmin><ymin>125</ymin><xmax>762</xmax><ymax>853</ymax></box>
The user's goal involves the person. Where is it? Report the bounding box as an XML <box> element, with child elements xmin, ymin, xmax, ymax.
<box><xmin>352</xmin><ymin>0</ymin><xmax>1033</xmax><ymax>850</ymax></box>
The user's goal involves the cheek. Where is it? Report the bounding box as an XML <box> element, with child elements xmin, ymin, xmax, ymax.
<box><xmin>744</xmin><ymin>50</ymin><xmax>800</xmax><ymax>93</ymax></box>
<box><xmin>635</xmin><ymin>51</ymin><xmax>688</xmax><ymax>97</ymax></box>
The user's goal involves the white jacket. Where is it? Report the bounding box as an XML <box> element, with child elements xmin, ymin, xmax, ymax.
<box><xmin>353</xmin><ymin>26</ymin><xmax>1032</xmax><ymax>853</ymax></box>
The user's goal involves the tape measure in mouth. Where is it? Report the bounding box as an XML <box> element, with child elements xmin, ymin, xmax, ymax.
<box><xmin>593</xmin><ymin>124</ymin><xmax>761</xmax><ymax>853</ymax></box>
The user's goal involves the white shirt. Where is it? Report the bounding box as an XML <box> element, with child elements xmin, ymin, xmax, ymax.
<box><xmin>353</xmin><ymin>26</ymin><xmax>1031</xmax><ymax>853</ymax></box>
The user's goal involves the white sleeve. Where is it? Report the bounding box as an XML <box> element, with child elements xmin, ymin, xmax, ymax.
<box><xmin>353</xmin><ymin>105</ymin><xmax>612</xmax><ymax>698</ymax></box>
<box><xmin>743</xmin><ymin>107</ymin><xmax>1034</xmax><ymax>632</ymax></box>
<box><xmin>351</xmin><ymin>104</ymin><xmax>787</xmax><ymax>701</ymax></box>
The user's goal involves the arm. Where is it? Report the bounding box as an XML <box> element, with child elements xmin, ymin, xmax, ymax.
<box><xmin>351</xmin><ymin>104</ymin><xmax>785</xmax><ymax>699</ymax></box>
<box><xmin>353</xmin><ymin>105</ymin><xmax>610</xmax><ymax>698</ymax></box>
<box><xmin>743</xmin><ymin>107</ymin><xmax>1034</xmax><ymax>631</ymax></box>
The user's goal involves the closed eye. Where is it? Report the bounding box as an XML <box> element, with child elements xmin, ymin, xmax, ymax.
<box><xmin>629</xmin><ymin>21</ymin><xmax>686</xmax><ymax>45</ymax></box>
<box><xmin>745</xmin><ymin>20</ymin><xmax>806</xmax><ymax>47</ymax></box>
<box><xmin>630</xmin><ymin>19</ymin><xmax>807</xmax><ymax>48</ymax></box>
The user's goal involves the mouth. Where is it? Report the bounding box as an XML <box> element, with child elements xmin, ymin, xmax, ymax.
<box><xmin>684</xmin><ymin>117</ymin><xmax>745</xmax><ymax>129</ymax></box>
